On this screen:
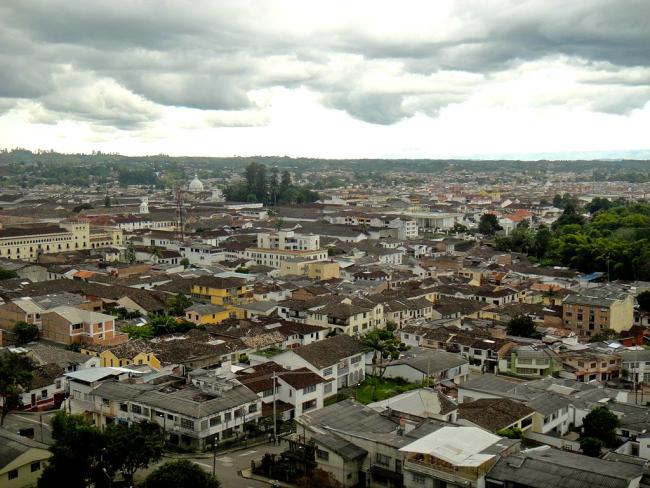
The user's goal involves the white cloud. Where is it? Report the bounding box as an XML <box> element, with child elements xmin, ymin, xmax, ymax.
<box><xmin>0</xmin><ymin>0</ymin><xmax>648</xmax><ymax>157</ymax></box>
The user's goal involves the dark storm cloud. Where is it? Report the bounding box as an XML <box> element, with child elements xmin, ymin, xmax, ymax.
<box><xmin>0</xmin><ymin>0</ymin><xmax>649</xmax><ymax>127</ymax></box>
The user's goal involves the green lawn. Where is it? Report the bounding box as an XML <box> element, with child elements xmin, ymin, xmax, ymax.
<box><xmin>355</xmin><ymin>377</ymin><xmax>421</xmax><ymax>404</ymax></box>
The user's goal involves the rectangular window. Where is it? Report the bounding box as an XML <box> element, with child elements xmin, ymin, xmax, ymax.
<box><xmin>180</xmin><ymin>418</ymin><xmax>195</xmax><ymax>430</ymax></box>
<box><xmin>412</xmin><ymin>472</ymin><xmax>426</xmax><ymax>484</ymax></box>
<box><xmin>8</xmin><ymin>469</ymin><xmax>18</xmax><ymax>480</ymax></box>
<box><xmin>131</xmin><ymin>404</ymin><xmax>142</xmax><ymax>414</ymax></box>
<box><xmin>249</xmin><ymin>404</ymin><xmax>257</xmax><ymax>413</ymax></box>
<box><xmin>351</xmin><ymin>355</ymin><xmax>361</xmax><ymax>364</ymax></box>
<box><xmin>31</xmin><ymin>461</ymin><xmax>41</xmax><ymax>472</ymax></box>
<box><xmin>316</xmin><ymin>449</ymin><xmax>329</xmax><ymax>461</ymax></box>
<box><xmin>322</xmin><ymin>367</ymin><xmax>333</xmax><ymax>376</ymax></box>
<box><xmin>224</xmin><ymin>412</ymin><xmax>232</xmax><ymax>422</ymax></box>
<box><xmin>375</xmin><ymin>453</ymin><xmax>390</xmax><ymax>466</ymax></box>
<box><xmin>120</xmin><ymin>403</ymin><xmax>128</xmax><ymax>412</ymax></box>
<box><xmin>324</xmin><ymin>383</ymin><xmax>333</xmax><ymax>395</ymax></box>
<box><xmin>303</xmin><ymin>384</ymin><xmax>317</xmax><ymax>394</ymax></box>
<box><xmin>210</xmin><ymin>416</ymin><xmax>221</xmax><ymax>426</ymax></box>
<box><xmin>302</xmin><ymin>399</ymin><xmax>317</xmax><ymax>412</ymax></box>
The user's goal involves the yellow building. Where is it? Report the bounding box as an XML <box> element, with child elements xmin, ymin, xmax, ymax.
<box><xmin>306</xmin><ymin>298</ymin><xmax>385</xmax><ymax>335</ymax></box>
<box><xmin>190</xmin><ymin>276</ymin><xmax>253</xmax><ymax>306</ymax></box>
<box><xmin>307</xmin><ymin>261</ymin><xmax>340</xmax><ymax>280</ymax></box>
<box><xmin>185</xmin><ymin>303</ymin><xmax>232</xmax><ymax>325</ymax></box>
<box><xmin>81</xmin><ymin>340</ymin><xmax>162</xmax><ymax>369</ymax></box>
<box><xmin>279</xmin><ymin>258</ymin><xmax>340</xmax><ymax>279</ymax></box>
<box><xmin>0</xmin><ymin>430</ymin><xmax>52</xmax><ymax>488</ymax></box>
<box><xmin>0</xmin><ymin>220</ymin><xmax>122</xmax><ymax>261</ymax></box>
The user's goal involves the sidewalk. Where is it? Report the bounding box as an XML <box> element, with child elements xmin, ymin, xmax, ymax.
<box><xmin>240</xmin><ymin>467</ymin><xmax>294</xmax><ymax>487</ymax></box>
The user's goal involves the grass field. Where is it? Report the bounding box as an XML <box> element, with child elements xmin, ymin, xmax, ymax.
<box><xmin>355</xmin><ymin>376</ymin><xmax>420</xmax><ymax>404</ymax></box>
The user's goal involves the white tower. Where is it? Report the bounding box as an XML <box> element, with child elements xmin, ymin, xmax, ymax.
<box><xmin>140</xmin><ymin>196</ymin><xmax>149</xmax><ymax>214</ymax></box>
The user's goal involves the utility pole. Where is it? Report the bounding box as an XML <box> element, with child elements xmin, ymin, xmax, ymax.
<box><xmin>212</xmin><ymin>438</ymin><xmax>217</xmax><ymax>477</ymax></box>
<box><xmin>272</xmin><ymin>371</ymin><xmax>277</xmax><ymax>444</ymax></box>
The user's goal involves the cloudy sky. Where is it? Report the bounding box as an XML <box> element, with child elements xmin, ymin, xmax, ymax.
<box><xmin>1</xmin><ymin>0</ymin><xmax>650</xmax><ymax>159</ymax></box>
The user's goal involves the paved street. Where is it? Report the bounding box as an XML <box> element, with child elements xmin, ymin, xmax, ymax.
<box><xmin>136</xmin><ymin>441</ymin><xmax>287</xmax><ymax>487</ymax></box>
<box><xmin>2</xmin><ymin>411</ymin><xmax>58</xmax><ymax>445</ymax></box>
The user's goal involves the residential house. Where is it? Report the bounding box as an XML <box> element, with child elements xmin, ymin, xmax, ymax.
<box><xmin>0</xmin><ymin>429</ymin><xmax>52</xmax><ymax>488</ymax></box>
<box><xmin>400</xmin><ymin>426</ymin><xmax>516</xmax><ymax>488</ymax></box>
<box><xmin>26</xmin><ymin>343</ymin><xmax>101</xmax><ymax>372</ymax></box>
<box><xmin>184</xmin><ymin>303</ymin><xmax>231</xmax><ymax>325</ymax></box>
<box><xmin>74</xmin><ymin>373</ymin><xmax>261</xmax><ymax>450</ymax></box>
<box><xmin>499</xmin><ymin>345</ymin><xmax>562</xmax><ymax>378</ymax></box>
<box><xmin>305</xmin><ymin>296</ymin><xmax>385</xmax><ymax>336</ymax></box>
<box><xmin>41</xmin><ymin>306</ymin><xmax>127</xmax><ymax>346</ymax></box>
<box><xmin>368</xmin><ymin>388</ymin><xmax>458</xmax><ymax>423</ymax></box>
<box><xmin>560</xmin><ymin>348</ymin><xmax>621</xmax><ymax>382</ymax></box>
<box><xmin>620</xmin><ymin>349</ymin><xmax>650</xmax><ymax>384</ymax></box>
<box><xmin>486</xmin><ymin>446</ymin><xmax>646</xmax><ymax>488</ymax></box>
<box><xmin>457</xmin><ymin>398</ymin><xmax>534</xmax><ymax>435</ymax></box>
<box><xmin>236</xmin><ymin>361</ymin><xmax>331</xmax><ymax>419</ymax></box>
<box><xmin>272</xmin><ymin>334</ymin><xmax>365</xmax><ymax>393</ymax></box>
<box><xmin>373</xmin><ymin>347</ymin><xmax>470</xmax><ymax>385</ymax></box>
<box><xmin>20</xmin><ymin>364</ymin><xmax>65</xmax><ymax>412</ymax></box>
<box><xmin>190</xmin><ymin>276</ymin><xmax>253</xmax><ymax>306</ymax></box>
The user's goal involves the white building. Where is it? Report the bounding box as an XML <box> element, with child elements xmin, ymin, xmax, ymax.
<box><xmin>257</xmin><ymin>230</ymin><xmax>320</xmax><ymax>251</ymax></box>
<box><xmin>272</xmin><ymin>334</ymin><xmax>365</xmax><ymax>394</ymax></box>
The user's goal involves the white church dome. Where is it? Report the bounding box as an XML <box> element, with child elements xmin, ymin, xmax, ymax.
<box><xmin>189</xmin><ymin>174</ymin><xmax>204</xmax><ymax>192</ymax></box>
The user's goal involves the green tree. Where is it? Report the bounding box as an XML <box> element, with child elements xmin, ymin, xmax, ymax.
<box><xmin>497</xmin><ymin>427</ymin><xmax>524</xmax><ymax>439</ymax></box>
<box><xmin>638</xmin><ymin>291</ymin><xmax>650</xmax><ymax>313</ymax></box>
<box><xmin>269</xmin><ymin>166</ymin><xmax>280</xmax><ymax>205</ymax></box>
<box><xmin>254</xmin><ymin>163</ymin><xmax>268</xmax><ymax>202</ymax></box>
<box><xmin>144</xmin><ymin>459</ymin><xmax>220</xmax><ymax>488</ymax></box>
<box><xmin>532</xmin><ymin>226</ymin><xmax>552</xmax><ymax>258</ymax></box>
<box><xmin>280</xmin><ymin>169</ymin><xmax>292</xmax><ymax>192</ymax></box>
<box><xmin>121</xmin><ymin>324</ymin><xmax>154</xmax><ymax>340</ymax></box>
<box><xmin>580</xmin><ymin>437</ymin><xmax>604</xmax><ymax>457</ymax></box>
<box><xmin>478</xmin><ymin>214</ymin><xmax>502</xmax><ymax>236</ymax></box>
<box><xmin>167</xmin><ymin>293</ymin><xmax>193</xmax><ymax>316</ymax></box>
<box><xmin>506</xmin><ymin>314</ymin><xmax>539</xmax><ymax>338</ymax></box>
<box><xmin>363</xmin><ymin>329</ymin><xmax>405</xmax><ymax>379</ymax></box>
<box><xmin>125</xmin><ymin>240</ymin><xmax>136</xmax><ymax>264</ymax></box>
<box><xmin>582</xmin><ymin>406</ymin><xmax>620</xmax><ymax>447</ymax></box>
<box><xmin>72</xmin><ymin>203</ymin><xmax>93</xmax><ymax>213</ymax></box>
<box><xmin>149</xmin><ymin>315</ymin><xmax>196</xmax><ymax>336</ymax></box>
<box><xmin>0</xmin><ymin>352</ymin><xmax>33</xmax><ymax>426</ymax></box>
<box><xmin>104</xmin><ymin>195</ymin><xmax>111</xmax><ymax>207</ymax></box>
<box><xmin>104</xmin><ymin>421</ymin><xmax>163</xmax><ymax>486</ymax></box>
<box><xmin>180</xmin><ymin>257</ymin><xmax>190</xmax><ymax>267</ymax></box>
<box><xmin>13</xmin><ymin>321</ymin><xmax>39</xmax><ymax>344</ymax></box>
<box><xmin>38</xmin><ymin>412</ymin><xmax>106</xmax><ymax>488</ymax></box>
<box><xmin>450</xmin><ymin>222</ymin><xmax>468</xmax><ymax>234</ymax></box>
<box><xmin>0</xmin><ymin>267</ymin><xmax>18</xmax><ymax>280</ymax></box>
<box><xmin>585</xmin><ymin>197</ymin><xmax>613</xmax><ymax>214</ymax></box>
<box><xmin>552</xmin><ymin>201</ymin><xmax>585</xmax><ymax>229</ymax></box>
